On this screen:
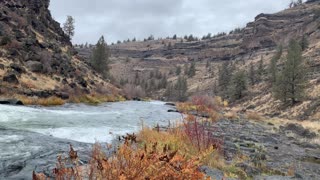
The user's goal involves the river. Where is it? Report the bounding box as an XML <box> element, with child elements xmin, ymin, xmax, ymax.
<box><xmin>0</xmin><ymin>101</ymin><xmax>180</xmax><ymax>179</ymax></box>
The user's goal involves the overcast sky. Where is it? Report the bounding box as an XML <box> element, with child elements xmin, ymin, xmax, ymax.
<box><xmin>49</xmin><ymin>0</ymin><xmax>292</xmax><ymax>44</ymax></box>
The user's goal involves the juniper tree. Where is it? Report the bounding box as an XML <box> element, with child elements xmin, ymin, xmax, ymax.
<box><xmin>300</xmin><ymin>35</ymin><xmax>309</xmax><ymax>51</ymax></box>
<box><xmin>218</xmin><ymin>61</ymin><xmax>232</xmax><ymax>99</ymax></box>
<box><xmin>176</xmin><ymin>66</ymin><xmax>181</xmax><ymax>75</ymax></box>
<box><xmin>230</xmin><ymin>70</ymin><xmax>247</xmax><ymax>100</ymax></box>
<box><xmin>273</xmin><ymin>39</ymin><xmax>307</xmax><ymax>105</ymax></box>
<box><xmin>175</xmin><ymin>76</ymin><xmax>188</xmax><ymax>101</ymax></box>
<box><xmin>91</xmin><ymin>36</ymin><xmax>110</xmax><ymax>78</ymax></box>
<box><xmin>188</xmin><ymin>62</ymin><xmax>196</xmax><ymax>77</ymax></box>
<box><xmin>63</xmin><ymin>16</ymin><xmax>75</xmax><ymax>40</ymax></box>
<box><xmin>173</xmin><ymin>34</ymin><xmax>177</xmax><ymax>39</ymax></box>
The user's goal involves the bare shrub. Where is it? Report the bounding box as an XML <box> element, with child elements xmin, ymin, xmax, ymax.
<box><xmin>190</xmin><ymin>95</ymin><xmax>219</xmax><ymax>110</ymax></box>
<box><xmin>123</xmin><ymin>84</ymin><xmax>146</xmax><ymax>99</ymax></box>
<box><xmin>95</xmin><ymin>83</ymin><xmax>111</xmax><ymax>94</ymax></box>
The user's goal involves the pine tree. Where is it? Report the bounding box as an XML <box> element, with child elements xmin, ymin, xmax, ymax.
<box><xmin>91</xmin><ymin>36</ymin><xmax>110</xmax><ymax>78</ymax></box>
<box><xmin>206</xmin><ymin>60</ymin><xmax>210</xmax><ymax>69</ymax></box>
<box><xmin>218</xmin><ymin>62</ymin><xmax>231</xmax><ymax>99</ymax></box>
<box><xmin>257</xmin><ymin>56</ymin><xmax>264</xmax><ymax>81</ymax></box>
<box><xmin>173</xmin><ymin>34</ymin><xmax>177</xmax><ymax>39</ymax></box>
<box><xmin>273</xmin><ymin>39</ymin><xmax>307</xmax><ymax>105</ymax></box>
<box><xmin>230</xmin><ymin>70</ymin><xmax>247</xmax><ymax>100</ymax></box>
<box><xmin>188</xmin><ymin>62</ymin><xmax>196</xmax><ymax>77</ymax></box>
<box><xmin>63</xmin><ymin>16</ymin><xmax>75</xmax><ymax>40</ymax></box>
<box><xmin>269</xmin><ymin>45</ymin><xmax>283</xmax><ymax>85</ymax></box>
<box><xmin>176</xmin><ymin>66</ymin><xmax>181</xmax><ymax>75</ymax></box>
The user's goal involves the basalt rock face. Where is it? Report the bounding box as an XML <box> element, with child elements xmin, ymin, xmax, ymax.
<box><xmin>0</xmin><ymin>0</ymin><xmax>73</xmax><ymax>75</ymax></box>
<box><xmin>243</xmin><ymin>2</ymin><xmax>320</xmax><ymax>50</ymax></box>
<box><xmin>78</xmin><ymin>1</ymin><xmax>320</xmax><ymax>63</ymax></box>
<box><xmin>0</xmin><ymin>0</ymin><xmax>118</xmax><ymax>98</ymax></box>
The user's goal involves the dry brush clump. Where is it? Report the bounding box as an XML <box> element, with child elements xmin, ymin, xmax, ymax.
<box><xmin>122</xmin><ymin>84</ymin><xmax>146</xmax><ymax>99</ymax></box>
<box><xmin>176</xmin><ymin>95</ymin><xmax>224</xmax><ymax>152</ymax></box>
<box><xmin>33</xmin><ymin>133</ymin><xmax>207</xmax><ymax>180</ymax></box>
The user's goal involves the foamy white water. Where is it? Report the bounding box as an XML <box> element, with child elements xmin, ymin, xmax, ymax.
<box><xmin>0</xmin><ymin>101</ymin><xmax>180</xmax><ymax>143</ymax></box>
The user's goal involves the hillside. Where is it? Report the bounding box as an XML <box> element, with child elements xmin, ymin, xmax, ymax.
<box><xmin>77</xmin><ymin>0</ymin><xmax>320</xmax><ymax>119</ymax></box>
<box><xmin>0</xmin><ymin>0</ymin><xmax>118</xmax><ymax>103</ymax></box>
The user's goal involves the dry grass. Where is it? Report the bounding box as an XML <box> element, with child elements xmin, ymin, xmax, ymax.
<box><xmin>69</xmin><ymin>94</ymin><xmax>126</xmax><ymax>105</ymax></box>
<box><xmin>266</xmin><ymin>117</ymin><xmax>320</xmax><ymax>134</ymax></box>
<box><xmin>224</xmin><ymin>111</ymin><xmax>239</xmax><ymax>120</ymax></box>
<box><xmin>138</xmin><ymin>127</ymin><xmax>200</xmax><ymax>159</ymax></box>
<box><xmin>246</xmin><ymin>111</ymin><xmax>263</xmax><ymax>121</ymax></box>
<box><xmin>17</xmin><ymin>96</ymin><xmax>65</xmax><ymax>106</ymax></box>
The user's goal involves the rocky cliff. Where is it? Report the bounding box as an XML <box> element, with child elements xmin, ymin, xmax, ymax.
<box><xmin>0</xmin><ymin>0</ymin><xmax>118</xmax><ymax>100</ymax></box>
<box><xmin>77</xmin><ymin>0</ymin><xmax>320</xmax><ymax>119</ymax></box>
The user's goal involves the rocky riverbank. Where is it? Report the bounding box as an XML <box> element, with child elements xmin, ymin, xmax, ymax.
<box><xmin>204</xmin><ymin>117</ymin><xmax>320</xmax><ymax>179</ymax></box>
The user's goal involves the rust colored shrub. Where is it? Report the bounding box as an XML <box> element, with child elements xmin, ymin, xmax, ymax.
<box><xmin>35</xmin><ymin>134</ymin><xmax>206</xmax><ymax>180</ymax></box>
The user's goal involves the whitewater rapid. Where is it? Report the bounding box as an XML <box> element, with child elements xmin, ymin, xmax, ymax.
<box><xmin>0</xmin><ymin>101</ymin><xmax>180</xmax><ymax>143</ymax></box>
<box><xmin>0</xmin><ymin>101</ymin><xmax>181</xmax><ymax>179</ymax></box>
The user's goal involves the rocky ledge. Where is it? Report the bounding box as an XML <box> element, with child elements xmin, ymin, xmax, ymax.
<box><xmin>205</xmin><ymin>118</ymin><xmax>320</xmax><ymax>179</ymax></box>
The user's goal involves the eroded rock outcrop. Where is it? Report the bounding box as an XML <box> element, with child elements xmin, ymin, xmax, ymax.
<box><xmin>0</xmin><ymin>0</ymin><xmax>118</xmax><ymax>99</ymax></box>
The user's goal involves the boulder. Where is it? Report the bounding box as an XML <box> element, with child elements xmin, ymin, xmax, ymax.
<box><xmin>26</xmin><ymin>61</ymin><xmax>43</xmax><ymax>72</ymax></box>
<box><xmin>0</xmin><ymin>99</ymin><xmax>24</xmax><ymax>105</ymax></box>
<box><xmin>168</xmin><ymin>109</ymin><xmax>179</xmax><ymax>113</ymax></box>
<box><xmin>3</xmin><ymin>72</ymin><xmax>19</xmax><ymax>84</ymax></box>
<box><xmin>10</xmin><ymin>63</ymin><xmax>26</xmax><ymax>74</ymax></box>
<box><xmin>55</xmin><ymin>92</ymin><xmax>69</xmax><ymax>100</ymax></box>
<box><xmin>283</xmin><ymin>123</ymin><xmax>317</xmax><ymax>139</ymax></box>
<box><xmin>77</xmin><ymin>77</ymin><xmax>87</xmax><ymax>88</ymax></box>
<box><xmin>199</xmin><ymin>166</ymin><xmax>228</xmax><ymax>180</ymax></box>
<box><xmin>132</xmin><ymin>97</ymin><xmax>142</xmax><ymax>101</ymax></box>
<box><xmin>165</xmin><ymin>102</ymin><xmax>176</xmax><ymax>106</ymax></box>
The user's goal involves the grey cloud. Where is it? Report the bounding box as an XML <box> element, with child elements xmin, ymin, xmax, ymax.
<box><xmin>49</xmin><ymin>0</ymin><xmax>292</xmax><ymax>44</ymax></box>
